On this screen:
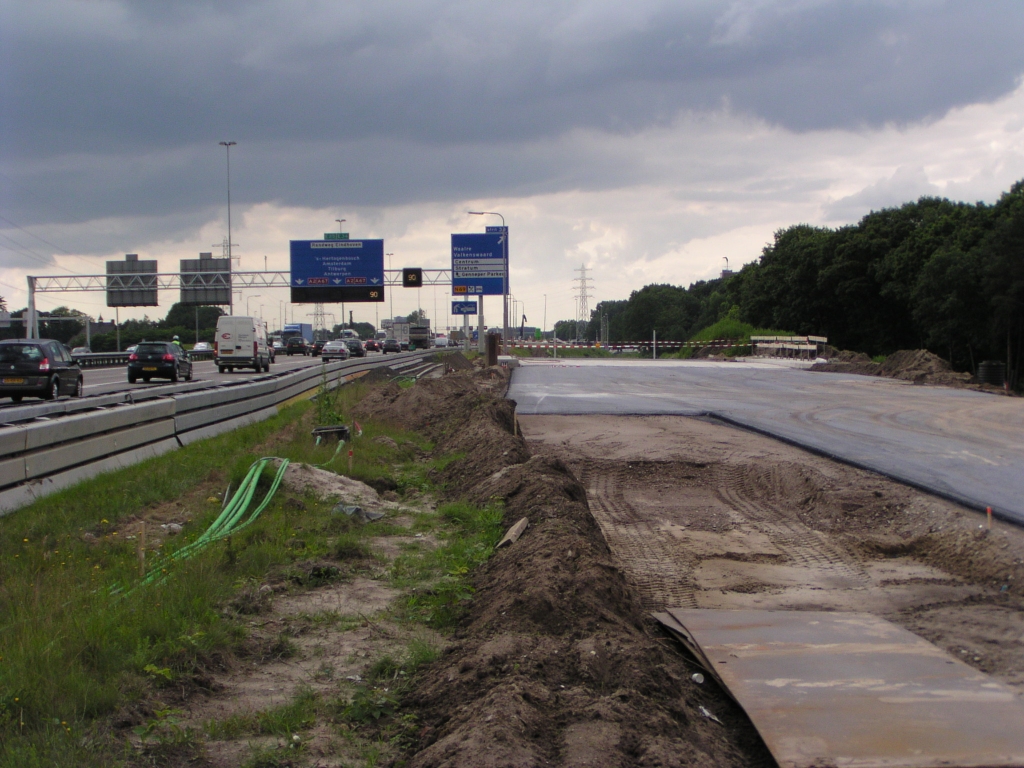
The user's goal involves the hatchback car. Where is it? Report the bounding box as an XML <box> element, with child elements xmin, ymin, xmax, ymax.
<box><xmin>0</xmin><ymin>339</ymin><xmax>83</xmax><ymax>402</ymax></box>
<box><xmin>320</xmin><ymin>340</ymin><xmax>350</xmax><ymax>362</ymax></box>
<box><xmin>71</xmin><ymin>346</ymin><xmax>92</xmax><ymax>356</ymax></box>
<box><xmin>128</xmin><ymin>341</ymin><xmax>193</xmax><ymax>383</ymax></box>
<box><xmin>192</xmin><ymin>341</ymin><xmax>212</xmax><ymax>352</ymax></box>
<box><xmin>363</xmin><ymin>339</ymin><xmax>380</xmax><ymax>352</ymax></box>
<box><xmin>381</xmin><ymin>338</ymin><xmax>402</xmax><ymax>354</ymax></box>
<box><xmin>345</xmin><ymin>339</ymin><xmax>366</xmax><ymax>357</ymax></box>
<box><xmin>285</xmin><ymin>337</ymin><xmax>308</xmax><ymax>356</ymax></box>
<box><xmin>310</xmin><ymin>339</ymin><xmax>326</xmax><ymax>357</ymax></box>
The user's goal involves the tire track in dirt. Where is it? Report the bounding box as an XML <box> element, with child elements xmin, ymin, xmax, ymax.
<box><xmin>714</xmin><ymin>463</ymin><xmax>871</xmax><ymax>585</ymax></box>
<box><xmin>578</xmin><ymin>457</ymin><xmax>870</xmax><ymax>612</ymax></box>
<box><xmin>578</xmin><ymin>465</ymin><xmax>700</xmax><ymax>609</ymax></box>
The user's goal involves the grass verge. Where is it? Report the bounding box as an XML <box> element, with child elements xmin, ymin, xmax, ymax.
<box><xmin>0</xmin><ymin>376</ymin><xmax>501</xmax><ymax>767</ymax></box>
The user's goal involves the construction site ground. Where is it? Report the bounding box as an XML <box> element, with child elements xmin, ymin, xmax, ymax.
<box><xmin>146</xmin><ymin>366</ymin><xmax>1024</xmax><ymax>767</ymax></box>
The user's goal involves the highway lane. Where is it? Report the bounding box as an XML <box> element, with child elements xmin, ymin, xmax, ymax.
<box><xmin>507</xmin><ymin>358</ymin><xmax>1024</xmax><ymax>524</ymax></box>
<box><xmin>80</xmin><ymin>351</ymin><xmax>392</xmax><ymax>396</ymax></box>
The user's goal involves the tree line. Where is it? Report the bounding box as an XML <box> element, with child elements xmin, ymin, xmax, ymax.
<box><xmin>564</xmin><ymin>180</ymin><xmax>1024</xmax><ymax>387</ymax></box>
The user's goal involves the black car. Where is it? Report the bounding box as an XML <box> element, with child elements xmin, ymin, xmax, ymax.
<box><xmin>381</xmin><ymin>338</ymin><xmax>402</xmax><ymax>354</ymax></box>
<box><xmin>285</xmin><ymin>337</ymin><xmax>308</xmax><ymax>356</ymax></box>
<box><xmin>128</xmin><ymin>341</ymin><xmax>193</xmax><ymax>383</ymax></box>
<box><xmin>363</xmin><ymin>339</ymin><xmax>380</xmax><ymax>352</ymax></box>
<box><xmin>310</xmin><ymin>339</ymin><xmax>326</xmax><ymax>357</ymax></box>
<box><xmin>0</xmin><ymin>339</ymin><xmax>83</xmax><ymax>402</ymax></box>
<box><xmin>345</xmin><ymin>339</ymin><xmax>366</xmax><ymax>357</ymax></box>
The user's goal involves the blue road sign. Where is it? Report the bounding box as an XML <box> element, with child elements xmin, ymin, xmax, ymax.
<box><xmin>290</xmin><ymin>239</ymin><xmax>385</xmax><ymax>303</ymax></box>
<box><xmin>451</xmin><ymin>231</ymin><xmax>507</xmax><ymax>296</ymax></box>
<box><xmin>452</xmin><ymin>300</ymin><xmax>478</xmax><ymax>315</ymax></box>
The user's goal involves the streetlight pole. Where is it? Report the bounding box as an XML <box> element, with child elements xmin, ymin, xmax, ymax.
<box><xmin>246</xmin><ymin>294</ymin><xmax>261</xmax><ymax>316</ymax></box>
<box><xmin>219</xmin><ymin>141</ymin><xmax>237</xmax><ymax>314</ymax></box>
<box><xmin>467</xmin><ymin>211</ymin><xmax>507</xmax><ymax>354</ymax></box>
<box><xmin>386</xmin><ymin>252</ymin><xmax>394</xmax><ymax>326</ymax></box>
<box><xmin>336</xmin><ymin>220</ymin><xmax>347</xmax><ymax>327</ymax></box>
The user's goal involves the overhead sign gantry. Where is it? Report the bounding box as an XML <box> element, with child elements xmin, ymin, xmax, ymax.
<box><xmin>289</xmin><ymin>238</ymin><xmax>385</xmax><ymax>303</ymax></box>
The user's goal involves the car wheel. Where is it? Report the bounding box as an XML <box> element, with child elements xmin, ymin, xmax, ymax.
<box><xmin>11</xmin><ymin>395</ymin><xmax>23</xmax><ymax>403</ymax></box>
<box><xmin>128</xmin><ymin>374</ymin><xmax>137</xmax><ymax>384</ymax></box>
<box><xmin>75</xmin><ymin>378</ymin><xmax>84</xmax><ymax>398</ymax></box>
<box><xmin>44</xmin><ymin>377</ymin><xmax>60</xmax><ymax>400</ymax></box>
<box><xmin>143</xmin><ymin>376</ymin><xmax>151</xmax><ymax>383</ymax></box>
<box><xmin>218</xmin><ymin>365</ymin><xmax>225</xmax><ymax>373</ymax></box>
<box><xmin>171</xmin><ymin>366</ymin><xmax>179</xmax><ymax>383</ymax></box>
<box><xmin>185</xmin><ymin>366</ymin><xmax>193</xmax><ymax>382</ymax></box>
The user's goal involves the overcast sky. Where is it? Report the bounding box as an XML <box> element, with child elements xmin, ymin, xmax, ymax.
<box><xmin>3</xmin><ymin>0</ymin><xmax>1024</xmax><ymax>331</ymax></box>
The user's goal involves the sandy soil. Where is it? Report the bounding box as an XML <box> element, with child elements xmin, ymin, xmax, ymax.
<box><xmin>129</xmin><ymin>367</ymin><xmax>1024</xmax><ymax>767</ymax></box>
<box><xmin>520</xmin><ymin>414</ymin><xmax>1024</xmax><ymax>692</ymax></box>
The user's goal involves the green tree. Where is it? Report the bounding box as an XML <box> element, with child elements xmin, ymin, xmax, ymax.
<box><xmin>162</xmin><ymin>303</ymin><xmax>225</xmax><ymax>330</ymax></box>
<box><xmin>911</xmin><ymin>247</ymin><xmax>987</xmax><ymax>372</ymax></box>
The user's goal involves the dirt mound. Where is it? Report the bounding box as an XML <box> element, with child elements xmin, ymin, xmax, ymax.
<box><xmin>811</xmin><ymin>348</ymin><xmax>973</xmax><ymax>387</ymax></box>
<box><xmin>366</xmin><ymin>370</ymin><xmax>771</xmax><ymax>767</ymax></box>
<box><xmin>877</xmin><ymin>349</ymin><xmax>971</xmax><ymax>385</ymax></box>
<box><xmin>442</xmin><ymin>351</ymin><xmax>475</xmax><ymax>371</ymax></box>
<box><xmin>352</xmin><ymin>369</ymin><xmax>530</xmax><ymax>485</ymax></box>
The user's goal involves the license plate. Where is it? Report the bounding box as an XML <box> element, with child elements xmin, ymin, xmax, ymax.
<box><xmin>143</xmin><ymin>367</ymin><xmax>158</xmax><ymax>371</ymax></box>
<box><xmin>222</xmin><ymin>350</ymin><xmax>233</xmax><ymax>354</ymax></box>
<box><xmin>2</xmin><ymin>377</ymin><xmax>25</xmax><ymax>385</ymax></box>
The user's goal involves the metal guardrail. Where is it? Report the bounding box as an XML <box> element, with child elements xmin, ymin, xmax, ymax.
<box><xmin>71</xmin><ymin>349</ymin><xmax>216</xmax><ymax>368</ymax></box>
<box><xmin>0</xmin><ymin>350</ymin><xmax>446</xmax><ymax>514</ymax></box>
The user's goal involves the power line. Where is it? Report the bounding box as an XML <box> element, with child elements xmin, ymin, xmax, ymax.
<box><xmin>0</xmin><ymin>211</ymin><xmax>105</xmax><ymax>273</ymax></box>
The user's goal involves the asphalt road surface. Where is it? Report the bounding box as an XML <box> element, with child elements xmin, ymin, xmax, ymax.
<box><xmin>507</xmin><ymin>358</ymin><xmax>1024</xmax><ymax>525</ymax></box>
<box><xmin>80</xmin><ymin>351</ymin><xmax>387</xmax><ymax>397</ymax></box>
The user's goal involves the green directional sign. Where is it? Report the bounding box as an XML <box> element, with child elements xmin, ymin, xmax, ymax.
<box><xmin>324</xmin><ymin>232</ymin><xmax>349</xmax><ymax>240</ymax></box>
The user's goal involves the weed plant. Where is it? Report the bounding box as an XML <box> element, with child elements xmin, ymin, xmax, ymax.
<box><xmin>390</xmin><ymin>501</ymin><xmax>505</xmax><ymax>630</ymax></box>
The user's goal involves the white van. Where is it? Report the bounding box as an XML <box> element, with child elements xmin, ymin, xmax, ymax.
<box><xmin>215</xmin><ymin>316</ymin><xmax>271</xmax><ymax>373</ymax></box>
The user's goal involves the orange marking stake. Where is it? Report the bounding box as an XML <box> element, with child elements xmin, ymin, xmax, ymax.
<box><xmin>987</xmin><ymin>506</ymin><xmax>993</xmax><ymax>530</ymax></box>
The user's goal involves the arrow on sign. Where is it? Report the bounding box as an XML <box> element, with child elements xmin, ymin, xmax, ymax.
<box><xmin>295</xmin><ymin>279</ymin><xmax>305</xmax><ymax>285</ymax></box>
<box><xmin>333</xmin><ymin>279</ymin><xmax>342</xmax><ymax>284</ymax></box>
<box><xmin>370</xmin><ymin>278</ymin><xmax>380</xmax><ymax>284</ymax></box>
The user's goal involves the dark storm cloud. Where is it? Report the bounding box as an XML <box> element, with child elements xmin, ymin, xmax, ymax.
<box><xmin>2</xmin><ymin>0</ymin><xmax>1024</xmax><ymax>227</ymax></box>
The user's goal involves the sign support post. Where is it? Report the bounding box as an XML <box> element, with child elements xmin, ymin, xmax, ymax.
<box><xmin>478</xmin><ymin>300</ymin><xmax>485</xmax><ymax>354</ymax></box>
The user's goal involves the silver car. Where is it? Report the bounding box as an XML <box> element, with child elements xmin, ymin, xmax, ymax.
<box><xmin>320</xmin><ymin>340</ymin><xmax>350</xmax><ymax>361</ymax></box>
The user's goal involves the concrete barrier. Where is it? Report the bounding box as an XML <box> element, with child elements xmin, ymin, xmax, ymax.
<box><xmin>0</xmin><ymin>349</ymin><xmax>444</xmax><ymax>515</ymax></box>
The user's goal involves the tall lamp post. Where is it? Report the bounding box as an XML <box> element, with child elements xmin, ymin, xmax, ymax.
<box><xmin>386</xmin><ymin>252</ymin><xmax>394</xmax><ymax>326</ymax></box>
<box><xmin>219</xmin><ymin>141</ymin><xmax>237</xmax><ymax>314</ymax></box>
<box><xmin>336</xmin><ymin>219</ymin><xmax>347</xmax><ymax>327</ymax></box>
<box><xmin>467</xmin><ymin>211</ymin><xmax>506</xmax><ymax>353</ymax></box>
<box><xmin>246</xmin><ymin>294</ymin><xmax>261</xmax><ymax>316</ymax></box>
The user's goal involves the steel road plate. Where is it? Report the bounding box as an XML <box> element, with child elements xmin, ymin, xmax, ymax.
<box><xmin>659</xmin><ymin>609</ymin><xmax>1024</xmax><ymax>768</ymax></box>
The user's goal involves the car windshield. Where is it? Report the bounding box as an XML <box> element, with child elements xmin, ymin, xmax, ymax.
<box><xmin>137</xmin><ymin>343</ymin><xmax>170</xmax><ymax>354</ymax></box>
<box><xmin>0</xmin><ymin>344</ymin><xmax>43</xmax><ymax>363</ymax></box>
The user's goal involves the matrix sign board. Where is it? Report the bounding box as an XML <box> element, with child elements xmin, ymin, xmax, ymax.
<box><xmin>451</xmin><ymin>228</ymin><xmax>507</xmax><ymax>296</ymax></box>
<box><xmin>402</xmin><ymin>268</ymin><xmax>423</xmax><ymax>288</ymax></box>
<box><xmin>451</xmin><ymin>301</ymin><xmax>478</xmax><ymax>315</ymax></box>
<box><xmin>290</xmin><ymin>239</ymin><xmax>385</xmax><ymax>303</ymax></box>
<box><xmin>179</xmin><ymin>253</ymin><xmax>231</xmax><ymax>305</ymax></box>
<box><xmin>106</xmin><ymin>253</ymin><xmax>158</xmax><ymax>307</ymax></box>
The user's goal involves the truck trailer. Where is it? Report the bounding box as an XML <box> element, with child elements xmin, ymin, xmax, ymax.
<box><xmin>283</xmin><ymin>323</ymin><xmax>313</xmax><ymax>344</ymax></box>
